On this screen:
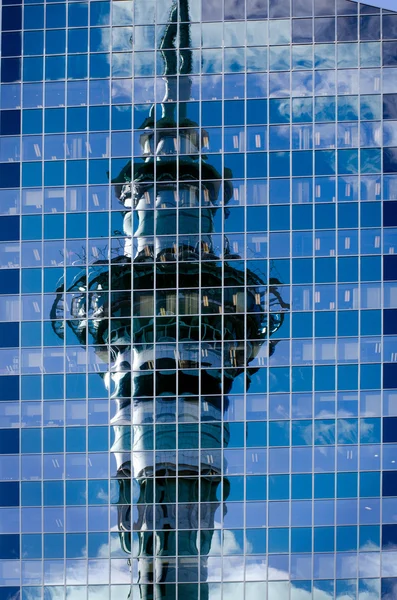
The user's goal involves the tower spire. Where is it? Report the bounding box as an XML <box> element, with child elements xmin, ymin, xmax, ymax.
<box><xmin>152</xmin><ymin>0</ymin><xmax>193</xmax><ymax>122</ymax></box>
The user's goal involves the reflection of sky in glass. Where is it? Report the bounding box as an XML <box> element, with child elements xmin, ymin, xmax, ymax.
<box><xmin>351</xmin><ymin>0</ymin><xmax>396</xmax><ymax>8</ymax></box>
<box><xmin>17</xmin><ymin>547</ymin><xmax>382</xmax><ymax>600</ymax></box>
<box><xmin>3</xmin><ymin>0</ymin><xmax>397</xmax><ymax>598</ymax></box>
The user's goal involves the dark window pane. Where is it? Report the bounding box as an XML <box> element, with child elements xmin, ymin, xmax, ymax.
<box><xmin>383</xmin><ymin>471</ymin><xmax>397</xmax><ymax>496</ymax></box>
<box><xmin>247</xmin><ymin>99</ymin><xmax>267</xmax><ymax>125</ymax></box>
<box><xmin>382</xmin><ymin>580</ymin><xmax>397</xmax><ymax>600</ymax></box>
<box><xmin>314</xmin><ymin>0</ymin><xmax>335</xmax><ymax>16</ymax></box>
<box><xmin>315</xmin><ymin>18</ymin><xmax>336</xmax><ymax>42</ymax></box>
<box><xmin>1</xmin><ymin>58</ymin><xmax>21</xmax><ymax>83</ymax></box>
<box><xmin>47</xmin><ymin>29</ymin><xmax>66</xmax><ymax>55</ymax></box>
<box><xmin>293</xmin><ymin>0</ymin><xmax>312</xmax><ymax>16</ymax></box>
<box><xmin>0</xmin><ymin>589</ymin><xmax>20</xmax><ymax>600</ymax></box>
<box><xmin>337</xmin><ymin>0</ymin><xmax>357</xmax><ymax>15</ymax></box>
<box><xmin>360</xmin><ymin>4</ymin><xmax>380</xmax><ymax>15</ymax></box>
<box><xmin>0</xmin><ymin>429</ymin><xmax>19</xmax><ymax>453</ymax></box>
<box><xmin>247</xmin><ymin>0</ymin><xmax>268</xmax><ymax>19</ymax></box>
<box><xmin>23</xmin><ymin>5</ymin><xmax>44</xmax><ymax>30</ymax></box>
<box><xmin>384</xmin><ymin>254</ymin><xmax>397</xmax><ymax>280</ymax></box>
<box><xmin>1</xmin><ymin>32</ymin><xmax>21</xmax><ymax>57</ymax></box>
<box><xmin>0</xmin><ymin>534</ymin><xmax>19</xmax><ymax>559</ymax></box>
<box><xmin>1</xmin><ymin>6</ymin><xmax>22</xmax><ymax>31</ymax></box>
<box><xmin>384</xmin><ymin>202</ymin><xmax>397</xmax><ymax>227</ymax></box>
<box><xmin>0</xmin><ymin>216</ymin><xmax>19</xmax><ymax>241</ymax></box>
<box><xmin>383</xmin><ymin>42</ymin><xmax>397</xmax><ymax>66</ymax></box>
<box><xmin>0</xmin><ymin>110</ymin><xmax>20</xmax><ymax>135</ymax></box>
<box><xmin>337</xmin><ymin>16</ymin><xmax>358</xmax><ymax>41</ymax></box>
<box><xmin>360</xmin><ymin>15</ymin><xmax>380</xmax><ymax>41</ymax></box>
<box><xmin>0</xmin><ymin>482</ymin><xmax>19</xmax><ymax>506</ymax></box>
<box><xmin>0</xmin><ymin>163</ymin><xmax>20</xmax><ymax>188</ymax></box>
<box><xmin>384</xmin><ymin>364</ymin><xmax>397</xmax><ymax>389</ymax></box>
<box><xmin>384</xmin><ymin>417</ymin><xmax>397</xmax><ymax>443</ymax></box>
<box><xmin>383</xmin><ymin>15</ymin><xmax>397</xmax><ymax>40</ymax></box>
<box><xmin>384</xmin><ymin>310</ymin><xmax>397</xmax><ymax>335</ymax></box>
<box><xmin>0</xmin><ymin>323</ymin><xmax>19</xmax><ymax>348</ymax></box>
<box><xmin>46</xmin><ymin>4</ymin><xmax>66</xmax><ymax>29</ymax></box>
<box><xmin>269</xmin><ymin>0</ymin><xmax>290</xmax><ymax>18</ymax></box>
<box><xmin>383</xmin><ymin>524</ymin><xmax>397</xmax><ymax>549</ymax></box>
<box><xmin>384</xmin><ymin>95</ymin><xmax>397</xmax><ymax>120</ymax></box>
<box><xmin>384</xmin><ymin>148</ymin><xmax>397</xmax><ymax>173</ymax></box>
<box><xmin>292</xmin><ymin>19</ymin><xmax>313</xmax><ymax>43</ymax></box>
<box><xmin>0</xmin><ymin>271</ymin><xmax>19</xmax><ymax>296</ymax></box>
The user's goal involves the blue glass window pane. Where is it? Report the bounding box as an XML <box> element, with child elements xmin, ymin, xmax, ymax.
<box><xmin>1</xmin><ymin>57</ymin><xmax>21</xmax><ymax>83</ymax></box>
<box><xmin>361</xmin><ymin>363</ymin><xmax>381</xmax><ymax>390</ymax></box>
<box><xmin>292</xmin><ymin>474</ymin><xmax>312</xmax><ymax>500</ymax></box>
<box><xmin>314</xmin><ymin>474</ymin><xmax>335</xmax><ymax>499</ymax></box>
<box><xmin>90</xmin><ymin>2</ymin><xmax>110</xmax><ymax>26</ymax></box>
<box><xmin>22</xmin><ymin>163</ymin><xmax>42</xmax><ymax>187</ymax></box>
<box><xmin>291</xmin><ymin>527</ymin><xmax>312</xmax><ymax>552</ymax></box>
<box><xmin>45</xmin><ymin>82</ymin><xmax>65</xmax><ymax>107</ymax></box>
<box><xmin>247</xmin><ymin>100</ymin><xmax>267</xmax><ymax>125</ymax></box>
<box><xmin>23</xmin><ymin>56</ymin><xmax>44</xmax><ymax>81</ymax></box>
<box><xmin>66</xmin><ymin>481</ymin><xmax>86</xmax><ymax>506</ymax></box>
<box><xmin>0</xmin><ymin>110</ymin><xmax>20</xmax><ymax>136</ymax></box>
<box><xmin>66</xmin><ymin>428</ymin><xmax>86</xmax><ymax>453</ymax></box>
<box><xmin>90</xmin><ymin>54</ymin><xmax>111</xmax><ymax>79</ymax></box>
<box><xmin>315</xmin><ymin>151</ymin><xmax>336</xmax><ymax>175</ymax></box>
<box><xmin>383</xmin><ymin>42</ymin><xmax>397</xmax><ymax>67</ymax></box>
<box><xmin>68</xmin><ymin>2</ymin><xmax>88</xmax><ymax>27</ymax></box>
<box><xmin>0</xmin><ymin>216</ymin><xmax>19</xmax><ymax>241</ymax></box>
<box><xmin>68</xmin><ymin>29</ymin><xmax>88</xmax><ymax>54</ymax></box>
<box><xmin>315</xmin><ymin>97</ymin><xmax>336</xmax><ymax>122</ymax></box>
<box><xmin>292</xmin><ymin>150</ymin><xmax>313</xmax><ymax>176</ymax></box>
<box><xmin>46</xmin><ymin>29</ymin><xmax>66</xmax><ymax>55</ymax></box>
<box><xmin>268</xmin><ymin>528</ymin><xmax>289</xmax><ymax>552</ymax></box>
<box><xmin>90</xmin><ymin>106</ymin><xmax>110</xmax><ymax>131</ymax></box>
<box><xmin>383</xmin><ymin>472</ymin><xmax>397</xmax><ymax>497</ymax></box>
<box><xmin>0</xmin><ymin>375</ymin><xmax>19</xmax><ymax>401</ymax></box>
<box><xmin>21</xmin><ymin>428</ymin><xmax>41</xmax><ymax>453</ymax></box>
<box><xmin>0</xmin><ymin>482</ymin><xmax>19</xmax><ymax>506</ymax></box>
<box><xmin>1</xmin><ymin>32</ymin><xmax>21</xmax><ymax>58</ymax></box>
<box><xmin>384</xmin><ymin>309</ymin><xmax>397</xmax><ymax>335</ymax></box>
<box><xmin>336</xmin><ymin>525</ymin><xmax>357</xmax><ymax>551</ymax></box>
<box><xmin>43</xmin><ymin>374</ymin><xmax>64</xmax><ymax>400</ymax></box>
<box><xmin>21</xmin><ymin>324</ymin><xmax>40</xmax><ymax>352</ymax></box>
<box><xmin>0</xmin><ymin>429</ymin><xmax>18</xmax><ymax>453</ymax></box>
<box><xmin>66</xmin><ymin>533</ymin><xmax>85</xmax><ymax>558</ymax></box>
<box><xmin>67</xmin><ymin>107</ymin><xmax>87</xmax><ymax>133</ymax></box>
<box><xmin>45</xmin><ymin>108</ymin><xmax>65</xmax><ymax>134</ymax></box>
<box><xmin>0</xmin><ymin>163</ymin><xmax>20</xmax><ymax>188</ymax></box>
<box><xmin>23</xmin><ymin>6</ymin><xmax>42</xmax><ymax>30</ymax></box>
<box><xmin>0</xmin><ymin>323</ymin><xmax>19</xmax><ymax>348</ymax></box>
<box><xmin>44</xmin><ymin>482</ymin><xmax>64</xmax><ymax>507</ymax></box>
<box><xmin>46</xmin><ymin>4</ymin><xmax>66</xmax><ymax>29</ymax></box>
<box><xmin>90</xmin><ymin>28</ymin><xmax>110</xmax><ymax>53</ymax></box>
<box><xmin>22</xmin><ymin>534</ymin><xmax>42</xmax><ymax>559</ymax></box>
<box><xmin>43</xmin><ymin>429</ymin><xmax>64</xmax><ymax>453</ymax></box>
<box><xmin>67</xmin><ymin>55</ymin><xmax>88</xmax><ymax>80</ymax></box>
<box><xmin>314</xmin><ymin>527</ymin><xmax>334</xmax><ymax>552</ymax></box>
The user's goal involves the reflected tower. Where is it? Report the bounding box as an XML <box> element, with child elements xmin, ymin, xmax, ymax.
<box><xmin>52</xmin><ymin>2</ymin><xmax>288</xmax><ymax>599</ymax></box>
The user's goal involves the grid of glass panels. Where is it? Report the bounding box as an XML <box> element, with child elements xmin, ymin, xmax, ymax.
<box><xmin>1</xmin><ymin>0</ymin><xmax>397</xmax><ymax>599</ymax></box>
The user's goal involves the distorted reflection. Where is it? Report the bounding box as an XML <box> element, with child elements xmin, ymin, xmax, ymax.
<box><xmin>52</xmin><ymin>2</ymin><xmax>288</xmax><ymax>598</ymax></box>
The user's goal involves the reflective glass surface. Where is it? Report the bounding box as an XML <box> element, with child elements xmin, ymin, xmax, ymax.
<box><xmin>1</xmin><ymin>0</ymin><xmax>397</xmax><ymax>599</ymax></box>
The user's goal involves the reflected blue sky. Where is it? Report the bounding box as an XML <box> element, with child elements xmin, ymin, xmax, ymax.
<box><xmin>351</xmin><ymin>0</ymin><xmax>396</xmax><ymax>9</ymax></box>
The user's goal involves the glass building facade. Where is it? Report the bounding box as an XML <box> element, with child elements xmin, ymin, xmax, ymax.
<box><xmin>1</xmin><ymin>0</ymin><xmax>397</xmax><ymax>598</ymax></box>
